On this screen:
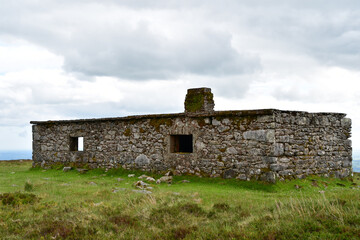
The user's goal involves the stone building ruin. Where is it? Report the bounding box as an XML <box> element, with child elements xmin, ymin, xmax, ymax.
<box><xmin>31</xmin><ymin>87</ymin><xmax>352</xmax><ymax>182</ymax></box>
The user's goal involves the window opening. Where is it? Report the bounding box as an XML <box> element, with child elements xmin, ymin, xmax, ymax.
<box><xmin>70</xmin><ymin>137</ymin><xmax>84</xmax><ymax>151</ymax></box>
<box><xmin>78</xmin><ymin>137</ymin><xmax>84</xmax><ymax>151</ymax></box>
<box><xmin>170</xmin><ymin>135</ymin><xmax>193</xmax><ymax>153</ymax></box>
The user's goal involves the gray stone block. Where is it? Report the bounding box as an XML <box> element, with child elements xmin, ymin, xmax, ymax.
<box><xmin>341</xmin><ymin>118</ymin><xmax>351</xmax><ymax>128</ymax></box>
<box><xmin>261</xmin><ymin>172</ymin><xmax>276</xmax><ymax>183</ymax></box>
<box><xmin>243</xmin><ymin>130</ymin><xmax>275</xmax><ymax>142</ymax></box>
<box><xmin>223</xmin><ymin>169</ymin><xmax>237</xmax><ymax>179</ymax></box>
<box><xmin>135</xmin><ymin>154</ymin><xmax>150</xmax><ymax>166</ymax></box>
<box><xmin>273</xmin><ymin>143</ymin><xmax>284</xmax><ymax>156</ymax></box>
<box><xmin>63</xmin><ymin>166</ymin><xmax>72</xmax><ymax>172</ymax></box>
<box><xmin>226</xmin><ymin>147</ymin><xmax>238</xmax><ymax>155</ymax></box>
<box><xmin>263</xmin><ymin>157</ymin><xmax>277</xmax><ymax>164</ymax></box>
<box><xmin>270</xmin><ymin>164</ymin><xmax>283</xmax><ymax>172</ymax></box>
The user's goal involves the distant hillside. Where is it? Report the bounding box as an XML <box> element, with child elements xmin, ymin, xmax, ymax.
<box><xmin>0</xmin><ymin>150</ymin><xmax>32</xmax><ymax>160</ymax></box>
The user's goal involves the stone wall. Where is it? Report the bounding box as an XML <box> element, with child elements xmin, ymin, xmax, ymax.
<box><xmin>31</xmin><ymin>109</ymin><xmax>352</xmax><ymax>182</ymax></box>
<box><xmin>272</xmin><ymin>111</ymin><xmax>352</xmax><ymax>180</ymax></box>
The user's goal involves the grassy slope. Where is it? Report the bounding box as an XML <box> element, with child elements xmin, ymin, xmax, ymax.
<box><xmin>0</xmin><ymin>161</ymin><xmax>359</xmax><ymax>240</ymax></box>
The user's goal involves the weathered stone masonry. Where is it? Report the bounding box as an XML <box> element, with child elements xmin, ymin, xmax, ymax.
<box><xmin>31</xmin><ymin>88</ymin><xmax>352</xmax><ymax>182</ymax></box>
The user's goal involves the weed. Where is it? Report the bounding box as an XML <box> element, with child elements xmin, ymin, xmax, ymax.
<box><xmin>50</xmin><ymin>163</ymin><xmax>65</xmax><ymax>170</ymax></box>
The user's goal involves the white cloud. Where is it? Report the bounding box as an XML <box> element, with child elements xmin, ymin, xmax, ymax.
<box><xmin>0</xmin><ymin>2</ymin><xmax>261</xmax><ymax>80</ymax></box>
<box><xmin>0</xmin><ymin>1</ymin><xmax>359</xmax><ymax>153</ymax></box>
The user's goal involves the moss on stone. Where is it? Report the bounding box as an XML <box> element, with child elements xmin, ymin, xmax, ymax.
<box><xmin>127</xmin><ymin>119</ymin><xmax>139</xmax><ymax>125</ymax></box>
<box><xmin>213</xmin><ymin>115</ymin><xmax>258</xmax><ymax>129</ymax></box>
<box><xmin>149</xmin><ymin>118</ymin><xmax>172</xmax><ymax>132</ymax></box>
<box><xmin>240</xmin><ymin>115</ymin><xmax>258</xmax><ymax>125</ymax></box>
<box><xmin>185</xmin><ymin>94</ymin><xmax>203</xmax><ymax>112</ymax></box>
<box><xmin>196</xmin><ymin>118</ymin><xmax>207</xmax><ymax>127</ymax></box>
<box><xmin>185</xmin><ymin>90</ymin><xmax>214</xmax><ymax>112</ymax></box>
<box><xmin>124</xmin><ymin>128</ymin><xmax>131</xmax><ymax>136</ymax></box>
<box><xmin>283</xmin><ymin>175</ymin><xmax>295</xmax><ymax>180</ymax></box>
<box><xmin>70</xmin><ymin>162</ymin><xmax>90</xmax><ymax>169</ymax></box>
<box><xmin>219</xmin><ymin>148</ymin><xmax>226</xmax><ymax>153</ymax></box>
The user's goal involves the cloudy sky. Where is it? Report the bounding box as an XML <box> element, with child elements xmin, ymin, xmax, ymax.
<box><xmin>0</xmin><ymin>0</ymin><xmax>359</xmax><ymax>155</ymax></box>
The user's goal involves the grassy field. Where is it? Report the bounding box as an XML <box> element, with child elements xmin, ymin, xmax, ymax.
<box><xmin>0</xmin><ymin>161</ymin><xmax>359</xmax><ymax>240</ymax></box>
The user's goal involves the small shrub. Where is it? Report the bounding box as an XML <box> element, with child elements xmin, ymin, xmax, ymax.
<box><xmin>207</xmin><ymin>210</ymin><xmax>216</xmax><ymax>218</ymax></box>
<box><xmin>150</xmin><ymin>206</ymin><xmax>177</xmax><ymax>225</ymax></box>
<box><xmin>35</xmin><ymin>219</ymin><xmax>97</xmax><ymax>239</ymax></box>
<box><xmin>24</xmin><ymin>180</ymin><xmax>34</xmax><ymax>192</ymax></box>
<box><xmin>234</xmin><ymin>205</ymin><xmax>251</xmax><ymax>218</ymax></box>
<box><xmin>212</xmin><ymin>203</ymin><xmax>230</xmax><ymax>212</ymax></box>
<box><xmin>178</xmin><ymin>203</ymin><xmax>206</xmax><ymax>216</ymax></box>
<box><xmin>109</xmin><ymin>214</ymin><xmax>137</xmax><ymax>227</ymax></box>
<box><xmin>262</xmin><ymin>230</ymin><xmax>280</xmax><ymax>240</ymax></box>
<box><xmin>39</xmin><ymin>220</ymin><xmax>74</xmax><ymax>239</ymax></box>
<box><xmin>26</xmin><ymin>209</ymin><xmax>99</xmax><ymax>239</ymax></box>
<box><xmin>171</xmin><ymin>226</ymin><xmax>197</xmax><ymax>239</ymax></box>
<box><xmin>0</xmin><ymin>192</ymin><xmax>38</xmax><ymax>206</ymax></box>
<box><xmin>150</xmin><ymin>203</ymin><xmax>206</xmax><ymax>226</ymax></box>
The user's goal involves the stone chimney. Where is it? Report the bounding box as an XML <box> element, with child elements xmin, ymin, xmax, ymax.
<box><xmin>184</xmin><ymin>88</ymin><xmax>215</xmax><ymax>113</ymax></box>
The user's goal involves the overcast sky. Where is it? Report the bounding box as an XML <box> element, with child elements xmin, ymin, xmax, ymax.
<box><xmin>0</xmin><ymin>0</ymin><xmax>359</xmax><ymax>154</ymax></box>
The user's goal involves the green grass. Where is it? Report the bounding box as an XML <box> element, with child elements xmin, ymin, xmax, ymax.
<box><xmin>0</xmin><ymin>160</ymin><xmax>360</xmax><ymax>239</ymax></box>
